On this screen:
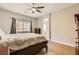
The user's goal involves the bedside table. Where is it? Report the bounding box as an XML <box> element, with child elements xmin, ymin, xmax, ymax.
<box><xmin>0</xmin><ymin>47</ymin><xmax>8</xmax><ymax>55</ymax></box>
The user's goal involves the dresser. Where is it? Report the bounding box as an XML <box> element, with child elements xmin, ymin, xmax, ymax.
<box><xmin>34</xmin><ymin>28</ymin><xmax>41</xmax><ymax>34</ymax></box>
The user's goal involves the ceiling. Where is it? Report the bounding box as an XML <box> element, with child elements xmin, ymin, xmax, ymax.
<box><xmin>0</xmin><ymin>3</ymin><xmax>77</xmax><ymax>18</ymax></box>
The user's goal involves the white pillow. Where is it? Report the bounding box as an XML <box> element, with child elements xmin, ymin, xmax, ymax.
<box><xmin>0</xmin><ymin>29</ymin><xmax>5</xmax><ymax>40</ymax></box>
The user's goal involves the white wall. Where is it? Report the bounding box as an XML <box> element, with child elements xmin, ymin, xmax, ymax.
<box><xmin>37</xmin><ymin>4</ymin><xmax>79</xmax><ymax>47</ymax></box>
<box><xmin>0</xmin><ymin>8</ymin><xmax>37</xmax><ymax>34</ymax></box>
<box><xmin>51</xmin><ymin>4</ymin><xmax>79</xmax><ymax>47</ymax></box>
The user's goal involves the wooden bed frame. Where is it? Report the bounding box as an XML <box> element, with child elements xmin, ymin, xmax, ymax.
<box><xmin>10</xmin><ymin>41</ymin><xmax>48</xmax><ymax>55</ymax></box>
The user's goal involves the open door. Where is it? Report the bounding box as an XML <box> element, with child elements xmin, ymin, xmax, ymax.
<box><xmin>75</xmin><ymin>14</ymin><xmax>79</xmax><ymax>55</ymax></box>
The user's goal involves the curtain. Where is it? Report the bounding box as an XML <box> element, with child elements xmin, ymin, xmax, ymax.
<box><xmin>10</xmin><ymin>18</ymin><xmax>16</xmax><ymax>34</ymax></box>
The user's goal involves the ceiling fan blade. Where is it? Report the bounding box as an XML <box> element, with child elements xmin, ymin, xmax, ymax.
<box><xmin>37</xmin><ymin>6</ymin><xmax>44</xmax><ymax>9</ymax></box>
<box><xmin>36</xmin><ymin>9</ymin><xmax>41</xmax><ymax>13</ymax></box>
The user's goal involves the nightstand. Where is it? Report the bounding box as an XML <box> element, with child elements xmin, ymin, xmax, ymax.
<box><xmin>0</xmin><ymin>47</ymin><xmax>8</xmax><ymax>55</ymax></box>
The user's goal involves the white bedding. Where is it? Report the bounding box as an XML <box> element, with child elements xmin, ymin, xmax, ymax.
<box><xmin>0</xmin><ymin>33</ymin><xmax>47</xmax><ymax>51</ymax></box>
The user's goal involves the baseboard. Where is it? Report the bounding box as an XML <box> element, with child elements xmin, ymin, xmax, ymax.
<box><xmin>51</xmin><ymin>40</ymin><xmax>75</xmax><ymax>47</ymax></box>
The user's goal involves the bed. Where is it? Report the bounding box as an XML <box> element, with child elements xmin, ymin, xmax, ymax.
<box><xmin>0</xmin><ymin>31</ymin><xmax>48</xmax><ymax>55</ymax></box>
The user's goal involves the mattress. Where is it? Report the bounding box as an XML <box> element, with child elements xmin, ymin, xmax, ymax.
<box><xmin>5</xmin><ymin>33</ymin><xmax>47</xmax><ymax>51</ymax></box>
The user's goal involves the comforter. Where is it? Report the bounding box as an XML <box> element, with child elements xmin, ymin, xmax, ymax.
<box><xmin>0</xmin><ymin>33</ymin><xmax>47</xmax><ymax>51</ymax></box>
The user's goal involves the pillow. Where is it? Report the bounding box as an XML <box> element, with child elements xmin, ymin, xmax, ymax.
<box><xmin>0</xmin><ymin>29</ymin><xmax>5</xmax><ymax>40</ymax></box>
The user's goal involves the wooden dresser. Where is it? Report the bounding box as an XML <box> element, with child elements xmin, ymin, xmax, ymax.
<box><xmin>34</xmin><ymin>28</ymin><xmax>41</xmax><ymax>34</ymax></box>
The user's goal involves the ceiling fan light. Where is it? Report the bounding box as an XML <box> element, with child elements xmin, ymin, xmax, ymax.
<box><xmin>32</xmin><ymin>8</ymin><xmax>36</xmax><ymax>11</ymax></box>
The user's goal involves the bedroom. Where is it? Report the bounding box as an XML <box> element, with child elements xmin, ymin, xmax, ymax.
<box><xmin>0</xmin><ymin>3</ymin><xmax>79</xmax><ymax>55</ymax></box>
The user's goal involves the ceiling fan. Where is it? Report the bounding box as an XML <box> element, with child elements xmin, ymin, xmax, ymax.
<box><xmin>24</xmin><ymin>3</ymin><xmax>44</xmax><ymax>13</ymax></box>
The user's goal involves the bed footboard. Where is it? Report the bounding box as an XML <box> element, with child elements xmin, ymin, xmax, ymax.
<box><xmin>10</xmin><ymin>41</ymin><xmax>48</xmax><ymax>55</ymax></box>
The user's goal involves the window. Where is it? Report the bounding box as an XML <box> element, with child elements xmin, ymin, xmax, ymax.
<box><xmin>43</xmin><ymin>18</ymin><xmax>48</xmax><ymax>32</ymax></box>
<box><xmin>42</xmin><ymin>18</ymin><xmax>49</xmax><ymax>39</ymax></box>
<box><xmin>16</xmin><ymin>20</ymin><xmax>32</xmax><ymax>33</ymax></box>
